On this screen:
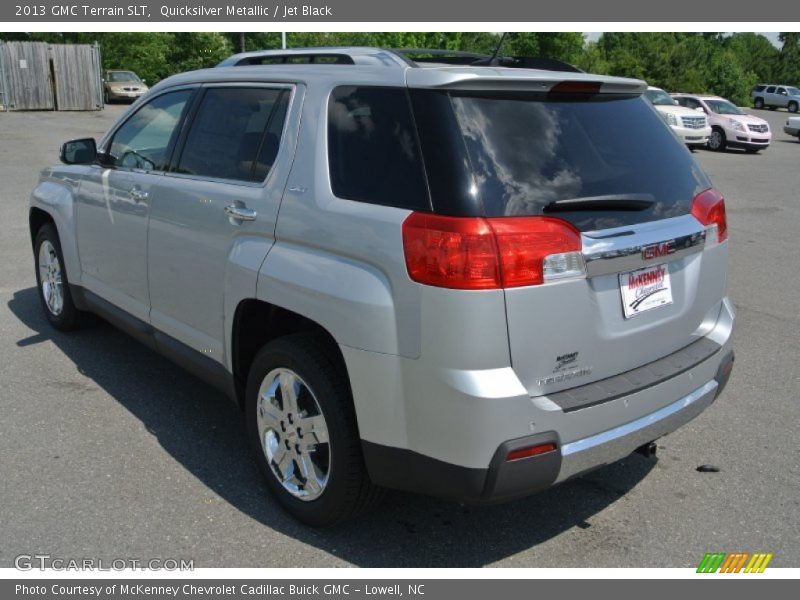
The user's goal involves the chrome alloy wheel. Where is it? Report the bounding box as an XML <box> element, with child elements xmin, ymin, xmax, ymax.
<box><xmin>38</xmin><ymin>240</ymin><xmax>64</xmax><ymax>316</ymax></box>
<box><xmin>257</xmin><ymin>368</ymin><xmax>331</xmax><ymax>501</ymax></box>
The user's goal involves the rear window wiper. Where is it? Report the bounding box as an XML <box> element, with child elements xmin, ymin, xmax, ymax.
<box><xmin>543</xmin><ymin>195</ymin><xmax>654</xmax><ymax>213</ymax></box>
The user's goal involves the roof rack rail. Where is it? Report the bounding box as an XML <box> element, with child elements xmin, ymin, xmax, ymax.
<box><xmin>217</xmin><ymin>47</ymin><xmax>408</xmax><ymax>68</ymax></box>
<box><xmin>390</xmin><ymin>48</ymin><xmax>493</xmax><ymax>65</ymax></box>
<box><xmin>391</xmin><ymin>48</ymin><xmax>583</xmax><ymax>72</ymax></box>
<box><xmin>216</xmin><ymin>46</ymin><xmax>584</xmax><ymax>73</ymax></box>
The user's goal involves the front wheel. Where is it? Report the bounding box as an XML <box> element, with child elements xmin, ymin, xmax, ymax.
<box><xmin>34</xmin><ymin>224</ymin><xmax>85</xmax><ymax>331</ymax></box>
<box><xmin>789</xmin><ymin>101</ymin><xmax>799</xmax><ymax>113</ymax></box>
<box><xmin>245</xmin><ymin>333</ymin><xmax>383</xmax><ymax>526</ymax></box>
<box><xmin>708</xmin><ymin>128</ymin><xmax>727</xmax><ymax>152</ymax></box>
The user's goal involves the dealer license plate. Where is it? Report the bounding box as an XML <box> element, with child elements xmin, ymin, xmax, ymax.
<box><xmin>619</xmin><ymin>263</ymin><xmax>673</xmax><ymax>319</ymax></box>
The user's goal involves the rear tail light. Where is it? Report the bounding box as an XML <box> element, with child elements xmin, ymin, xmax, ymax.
<box><xmin>549</xmin><ymin>81</ymin><xmax>602</xmax><ymax>95</ymax></box>
<box><xmin>506</xmin><ymin>443</ymin><xmax>557</xmax><ymax>462</ymax></box>
<box><xmin>691</xmin><ymin>188</ymin><xmax>727</xmax><ymax>244</ymax></box>
<box><xmin>402</xmin><ymin>213</ymin><xmax>584</xmax><ymax>289</ymax></box>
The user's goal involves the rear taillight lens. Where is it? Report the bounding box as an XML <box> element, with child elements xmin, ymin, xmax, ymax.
<box><xmin>402</xmin><ymin>213</ymin><xmax>584</xmax><ymax>289</ymax></box>
<box><xmin>691</xmin><ymin>188</ymin><xmax>727</xmax><ymax>244</ymax></box>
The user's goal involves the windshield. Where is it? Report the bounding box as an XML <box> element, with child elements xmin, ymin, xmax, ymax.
<box><xmin>409</xmin><ymin>90</ymin><xmax>710</xmax><ymax>232</ymax></box>
<box><xmin>788</xmin><ymin>87</ymin><xmax>800</xmax><ymax>96</ymax></box>
<box><xmin>108</xmin><ymin>71</ymin><xmax>141</xmax><ymax>82</ymax></box>
<box><xmin>644</xmin><ymin>89</ymin><xmax>677</xmax><ymax>106</ymax></box>
<box><xmin>705</xmin><ymin>99</ymin><xmax>745</xmax><ymax>115</ymax></box>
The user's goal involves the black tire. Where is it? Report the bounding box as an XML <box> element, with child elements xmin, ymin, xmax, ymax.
<box><xmin>34</xmin><ymin>223</ymin><xmax>85</xmax><ymax>331</ymax></box>
<box><xmin>708</xmin><ymin>127</ymin><xmax>727</xmax><ymax>152</ymax></box>
<box><xmin>789</xmin><ymin>101</ymin><xmax>799</xmax><ymax>114</ymax></box>
<box><xmin>754</xmin><ymin>98</ymin><xmax>764</xmax><ymax>109</ymax></box>
<box><xmin>245</xmin><ymin>332</ymin><xmax>383</xmax><ymax>526</ymax></box>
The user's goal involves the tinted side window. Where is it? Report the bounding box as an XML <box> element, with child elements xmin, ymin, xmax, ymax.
<box><xmin>108</xmin><ymin>90</ymin><xmax>192</xmax><ymax>171</ymax></box>
<box><xmin>766</xmin><ymin>86</ymin><xmax>776</xmax><ymax>94</ymax></box>
<box><xmin>685</xmin><ymin>98</ymin><xmax>701</xmax><ymax>109</ymax></box>
<box><xmin>328</xmin><ymin>86</ymin><xmax>430</xmax><ymax>210</ymax></box>
<box><xmin>177</xmin><ymin>87</ymin><xmax>289</xmax><ymax>182</ymax></box>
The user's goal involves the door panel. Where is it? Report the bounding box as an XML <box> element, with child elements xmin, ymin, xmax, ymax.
<box><xmin>75</xmin><ymin>89</ymin><xmax>193</xmax><ymax>322</ymax></box>
<box><xmin>147</xmin><ymin>85</ymin><xmax>299</xmax><ymax>363</ymax></box>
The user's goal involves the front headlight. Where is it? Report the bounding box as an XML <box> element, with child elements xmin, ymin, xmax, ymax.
<box><xmin>729</xmin><ymin>119</ymin><xmax>745</xmax><ymax>132</ymax></box>
<box><xmin>110</xmin><ymin>86</ymin><xmax>124</xmax><ymax>92</ymax></box>
<box><xmin>664</xmin><ymin>112</ymin><xmax>678</xmax><ymax>126</ymax></box>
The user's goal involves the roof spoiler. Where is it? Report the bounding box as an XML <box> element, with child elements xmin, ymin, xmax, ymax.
<box><xmin>405</xmin><ymin>69</ymin><xmax>647</xmax><ymax>95</ymax></box>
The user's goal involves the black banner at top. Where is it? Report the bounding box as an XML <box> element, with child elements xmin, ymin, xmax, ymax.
<box><xmin>2</xmin><ymin>0</ymin><xmax>799</xmax><ymax>22</ymax></box>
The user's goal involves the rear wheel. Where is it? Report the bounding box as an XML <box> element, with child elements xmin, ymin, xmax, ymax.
<box><xmin>708</xmin><ymin>128</ymin><xmax>727</xmax><ymax>152</ymax></box>
<box><xmin>754</xmin><ymin>98</ymin><xmax>764</xmax><ymax>109</ymax></box>
<box><xmin>245</xmin><ymin>332</ymin><xmax>383</xmax><ymax>526</ymax></box>
<box><xmin>789</xmin><ymin>101</ymin><xmax>799</xmax><ymax>113</ymax></box>
<box><xmin>34</xmin><ymin>224</ymin><xmax>85</xmax><ymax>331</ymax></box>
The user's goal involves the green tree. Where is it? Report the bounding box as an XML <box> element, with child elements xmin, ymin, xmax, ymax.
<box><xmin>776</xmin><ymin>32</ymin><xmax>800</xmax><ymax>84</ymax></box>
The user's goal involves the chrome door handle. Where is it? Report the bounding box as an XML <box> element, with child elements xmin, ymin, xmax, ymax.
<box><xmin>224</xmin><ymin>204</ymin><xmax>257</xmax><ymax>222</ymax></box>
<box><xmin>128</xmin><ymin>187</ymin><xmax>148</xmax><ymax>202</ymax></box>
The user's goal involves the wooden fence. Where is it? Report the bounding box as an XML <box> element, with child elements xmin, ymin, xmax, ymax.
<box><xmin>0</xmin><ymin>41</ymin><xmax>103</xmax><ymax>111</ymax></box>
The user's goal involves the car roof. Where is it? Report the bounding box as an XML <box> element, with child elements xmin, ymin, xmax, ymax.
<box><xmin>151</xmin><ymin>47</ymin><xmax>647</xmax><ymax>95</ymax></box>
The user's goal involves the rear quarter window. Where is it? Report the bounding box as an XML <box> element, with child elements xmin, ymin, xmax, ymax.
<box><xmin>327</xmin><ymin>86</ymin><xmax>430</xmax><ymax>211</ymax></box>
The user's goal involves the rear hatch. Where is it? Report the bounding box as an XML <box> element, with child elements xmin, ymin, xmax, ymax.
<box><xmin>407</xmin><ymin>73</ymin><xmax>727</xmax><ymax>396</ymax></box>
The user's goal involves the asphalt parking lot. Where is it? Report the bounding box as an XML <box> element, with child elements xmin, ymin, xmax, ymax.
<box><xmin>1</xmin><ymin>104</ymin><xmax>798</xmax><ymax>568</ymax></box>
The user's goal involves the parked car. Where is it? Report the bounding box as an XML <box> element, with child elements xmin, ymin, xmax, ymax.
<box><xmin>644</xmin><ymin>86</ymin><xmax>711</xmax><ymax>149</ymax></box>
<box><xmin>103</xmin><ymin>70</ymin><xmax>149</xmax><ymax>103</ymax></box>
<box><xmin>672</xmin><ymin>94</ymin><xmax>771</xmax><ymax>153</ymax></box>
<box><xmin>750</xmin><ymin>84</ymin><xmax>800</xmax><ymax>112</ymax></box>
<box><xmin>30</xmin><ymin>47</ymin><xmax>734</xmax><ymax>526</ymax></box>
<box><xmin>785</xmin><ymin>116</ymin><xmax>800</xmax><ymax>140</ymax></box>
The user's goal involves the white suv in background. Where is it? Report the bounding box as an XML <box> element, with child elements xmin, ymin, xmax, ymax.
<box><xmin>644</xmin><ymin>86</ymin><xmax>711</xmax><ymax>150</ymax></box>
<box><xmin>672</xmin><ymin>94</ymin><xmax>772</xmax><ymax>153</ymax></box>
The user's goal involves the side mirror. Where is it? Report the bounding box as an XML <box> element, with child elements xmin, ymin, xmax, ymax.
<box><xmin>141</xmin><ymin>78</ymin><xmax>147</xmax><ymax>84</ymax></box>
<box><xmin>60</xmin><ymin>138</ymin><xmax>97</xmax><ymax>165</ymax></box>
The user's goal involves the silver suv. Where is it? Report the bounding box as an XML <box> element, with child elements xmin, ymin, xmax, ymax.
<box><xmin>751</xmin><ymin>84</ymin><xmax>800</xmax><ymax>112</ymax></box>
<box><xmin>29</xmin><ymin>48</ymin><xmax>735</xmax><ymax>526</ymax></box>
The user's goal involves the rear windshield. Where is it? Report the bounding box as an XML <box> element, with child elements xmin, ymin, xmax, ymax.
<box><xmin>411</xmin><ymin>90</ymin><xmax>710</xmax><ymax>231</ymax></box>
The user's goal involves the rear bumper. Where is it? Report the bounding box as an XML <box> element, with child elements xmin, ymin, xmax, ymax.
<box><xmin>363</xmin><ymin>352</ymin><xmax>732</xmax><ymax>502</ymax></box>
<box><xmin>352</xmin><ymin>296</ymin><xmax>735</xmax><ymax>503</ymax></box>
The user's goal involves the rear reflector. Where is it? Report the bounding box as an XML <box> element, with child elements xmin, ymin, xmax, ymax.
<box><xmin>506</xmin><ymin>443</ymin><xmax>557</xmax><ymax>462</ymax></box>
<box><xmin>402</xmin><ymin>213</ymin><xmax>584</xmax><ymax>289</ymax></box>
<box><xmin>691</xmin><ymin>188</ymin><xmax>727</xmax><ymax>244</ymax></box>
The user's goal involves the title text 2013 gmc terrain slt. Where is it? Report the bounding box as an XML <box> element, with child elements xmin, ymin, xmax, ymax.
<box><xmin>29</xmin><ymin>48</ymin><xmax>735</xmax><ymax>526</ymax></box>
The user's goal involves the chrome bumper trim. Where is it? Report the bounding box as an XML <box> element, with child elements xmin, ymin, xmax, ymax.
<box><xmin>557</xmin><ymin>379</ymin><xmax>718</xmax><ymax>481</ymax></box>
